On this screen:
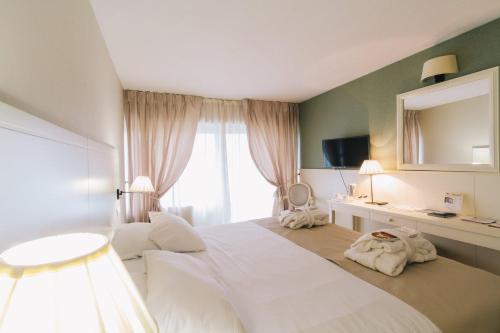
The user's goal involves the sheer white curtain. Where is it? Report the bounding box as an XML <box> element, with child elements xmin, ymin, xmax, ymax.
<box><xmin>243</xmin><ymin>100</ymin><xmax>299</xmax><ymax>215</ymax></box>
<box><xmin>161</xmin><ymin>99</ymin><xmax>275</xmax><ymax>226</ymax></box>
<box><xmin>124</xmin><ymin>91</ymin><xmax>202</xmax><ymax>222</ymax></box>
<box><xmin>403</xmin><ymin>110</ymin><xmax>423</xmax><ymax>164</ymax></box>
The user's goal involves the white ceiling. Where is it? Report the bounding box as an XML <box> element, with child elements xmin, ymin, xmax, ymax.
<box><xmin>90</xmin><ymin>0</ymin><xmax>500</xmax><ymax>103</ymax></box>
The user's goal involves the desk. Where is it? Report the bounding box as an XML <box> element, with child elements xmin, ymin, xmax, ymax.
<box><xmin>328</xmin><ymin>200</ymin><xmax>500</xmax><ymax>251</ymax></box>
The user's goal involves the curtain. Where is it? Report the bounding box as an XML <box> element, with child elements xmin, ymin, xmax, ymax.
<box><xmin>243</xmin><ymin>99</ymin><xmax>299</xmax><ymax>215</ymax></box>
<box><xmin>403</xmin><ymin>110</ymin><xmax>422</xmax><ymax>164</ymax></box>
<box><xmin>124</xmin><ymin>90</ymin><xmax>202</xmax><ymax>222</ymax></box>
<box><xmin>161</xmin><ymin>99</ymin><xmax>275</xmax><ymax>225</ymax></box>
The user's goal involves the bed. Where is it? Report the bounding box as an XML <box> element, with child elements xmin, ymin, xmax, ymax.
<box><xmin>123</xmin><ymin>218</ymin><xmax>500</xmax><ymax>333</ymax></box>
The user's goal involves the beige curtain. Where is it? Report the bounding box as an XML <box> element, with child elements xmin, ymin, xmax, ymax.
<box><xmin>403</xmin><ymin>110</ymin><xmax>421</xmax><ymax>164</ymax></box>
<box><xmin>243</xmin><ymin>99</ymin><xmax>299</xmax><ymax>215</ymax></box>
<box><xmin>124</xmin><ymin>90</ymin><xmax>202</xmax><ymax>222</ymax></box>
<box><xmin>201</xmin><ymin>98</ymin><xmax>244</xmax><ymax>123</ymax></box>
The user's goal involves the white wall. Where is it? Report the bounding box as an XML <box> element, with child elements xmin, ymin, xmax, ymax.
<box><xmin>418</xmin><ymin>95</ymin><xmax>489</xmax><ymax>164</ymax></box>
<box><xmin>0</xmin><ymin>0</ymin><xmax>125</xmax><ymax>234</ymax></box>
<box><xmin>0</xmin><ymin>102</ymin><xmax>117</xmax><ymax>252</ymax></box>
<box><xmin>302</xmin><ymin>168</ymin><xmax>500</xmax><ymax>218</ymax></box>
<box><xmin>0</xmin><ymin>0</ymin><xmax>123</xmax><ymax>152</ymax></box>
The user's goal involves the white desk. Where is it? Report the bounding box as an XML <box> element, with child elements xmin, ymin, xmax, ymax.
<box><xmin>328</xmin><ymin>200</ymin><xmax>500</xmax><ymax>251</ymax></box>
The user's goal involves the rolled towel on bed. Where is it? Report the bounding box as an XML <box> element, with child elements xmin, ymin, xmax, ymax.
<box><xmin>344</xmin><ymin>232</ymin><xmax>408</xmax><ymax>276</ymax></box>
<box><xmin>344</xmin><ymin>228</ymin><xmax>436</xmax><ymax>276</ymax></box>
<box><xmin>385</xmin><ymin>229</ymin><xmax>437</xmax><ymax>263</ymax></box>
<box><xmin>279</xmin><ymin>209</ymin><xmax>329</xmax><ymax>229</ymax></box>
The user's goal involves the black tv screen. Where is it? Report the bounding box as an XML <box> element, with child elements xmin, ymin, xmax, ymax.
<box><xmin>322</xmin><ymin>135</ymin><xmax>370</xmax><ymax>168</ymax></box>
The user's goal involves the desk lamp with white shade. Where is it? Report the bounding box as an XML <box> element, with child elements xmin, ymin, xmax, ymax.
<box><xmin>359</xmin><ymin>160</ymin><xmax>387</xmax><ymax>205</ymax></box>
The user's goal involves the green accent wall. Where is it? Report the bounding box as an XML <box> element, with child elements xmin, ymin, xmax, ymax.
<box><xmin>299</xmin><ymin>18</ymin><xmax>500</xmax><ymax>169</ymax></box>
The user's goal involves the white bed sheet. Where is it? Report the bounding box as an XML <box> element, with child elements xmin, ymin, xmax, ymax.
<box><xmin>187</xmin><ymin>222</ymin><xmax>440</xmax><ymax>333</ymax></box>
<box><xmin>123</xmin><ymin>257</ymin><xmax>147</xmax><ymax>299</ymax></box>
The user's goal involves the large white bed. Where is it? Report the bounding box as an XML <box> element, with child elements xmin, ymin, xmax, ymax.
<box><xmin>123</xmin><ymin>221</ymin><xmax>439</xmax><ymax>333</ymax></box>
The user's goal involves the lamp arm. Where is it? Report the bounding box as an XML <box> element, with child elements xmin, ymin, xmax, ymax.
<box><xmin>116</xmin><ymin>189</ymin><xmax>159</xmax><ymax>200</ymax></box>
<box><xmin>117</xmin><ymin>189</ymin><xmax>140</xmax><ymax>200</ymax></box>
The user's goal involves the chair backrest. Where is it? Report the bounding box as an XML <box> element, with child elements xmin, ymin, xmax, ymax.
<box><xmin>287</xmin><ymin>183</ymin><xmax>313</xmax><ymax>210</ymax></box>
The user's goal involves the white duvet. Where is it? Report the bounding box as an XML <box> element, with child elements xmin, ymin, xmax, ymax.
<box><xmin>146</xmin><ymin>222</ymin><xmax>440</xmax><ymax>333</ymax></box>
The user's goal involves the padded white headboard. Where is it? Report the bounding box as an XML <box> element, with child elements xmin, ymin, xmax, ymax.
<box><xmin>0</xmin><ymin>101</ymin><xmax>118</xmax><ymax>252</ymax></box>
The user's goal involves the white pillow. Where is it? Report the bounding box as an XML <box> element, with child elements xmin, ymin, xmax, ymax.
<box><xmin>148</xmin><ymin>211</ymin><xmax>165</xmax><ymax>223</ymax></box>
<box><xmin>144</xmin><ymin>250</ymin><xmax>245</xmax><ymax>333</ymax></box>
<box><xmin>149</xmin><ymin>212</ymin><xmax>206</xmax><ymax>252</ymax></box>
<box><xmin>111</xmin><ymin>223</ymin><xmax>159</xmax><ymax>260</ymax></box>
<box><xmin>156</xmin><ymin>206</ymin><xmax>194</xmax><ymax>225</ymax></box>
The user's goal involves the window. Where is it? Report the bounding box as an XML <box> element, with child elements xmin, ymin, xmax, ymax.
<box><xmin>161</xmin><ymin>120</ymin><xmax>275</xmax><ymax>226</ymax></box>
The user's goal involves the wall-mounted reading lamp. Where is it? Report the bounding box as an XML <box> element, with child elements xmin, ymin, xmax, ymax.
<box><xmin>421</xmin><ymin>54</ymin><xmax>458</xmax><ymax>83</ymax></box>
<box><xmin>116</xmin><ymin>176</ymin><xmax>155</xmax><ymax>200</ymax></box>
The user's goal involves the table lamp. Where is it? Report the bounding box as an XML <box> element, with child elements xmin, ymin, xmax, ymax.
<box><xmin>0</xmin><ymin>233</ymin><xmax>157</xmax><ymax>332</ymax></box>
<box><xmin>359</xmin><ymin>160</ymin><xmax>386</xmax><ymax>205</ymax></box>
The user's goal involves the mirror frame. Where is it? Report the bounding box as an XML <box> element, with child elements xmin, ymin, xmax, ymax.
<box><xmin>397</xmin><ymin>66</ymin><xmax>499</xmax><ymax>172</ymax></box>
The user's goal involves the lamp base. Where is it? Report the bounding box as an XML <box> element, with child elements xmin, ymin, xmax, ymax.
<box><xmin>365</xmin><ymin>201</ymin><xmax>389</xmax><ymax>205</ymax></box>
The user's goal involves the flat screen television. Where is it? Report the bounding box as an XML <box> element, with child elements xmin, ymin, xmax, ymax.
<box><xmin>322</xmin><ymin>135</ymin><xmax>370</xmax><ymax>168</ymax></box>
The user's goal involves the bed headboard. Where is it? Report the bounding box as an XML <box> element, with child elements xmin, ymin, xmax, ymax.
<box><xmin>0</xmin><ymin>101</ymin><xmax>118</xmax><ymax>252</ymax></box>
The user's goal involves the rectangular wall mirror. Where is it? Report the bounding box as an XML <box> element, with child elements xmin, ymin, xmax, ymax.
<box><xmin>397</xmin><ymin>67</ymin><xmax>499</xmax><ymax>172</ymax></box>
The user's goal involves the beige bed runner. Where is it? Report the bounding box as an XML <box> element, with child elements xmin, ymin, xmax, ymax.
<box><xmin>257</xmin><ymin>218</ymin><xmax>500</xmax><ymax>333</ymax></box>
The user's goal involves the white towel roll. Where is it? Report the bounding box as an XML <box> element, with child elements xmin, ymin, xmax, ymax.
<box><xmin>344</xmin><ymin>228</ymin><xmax>437</xmax><ymax>276</ymax></box>
<box><xmin>279</xmin><ymin>209</ymin><xmax>329</xmax><ymax>229</ymax></box>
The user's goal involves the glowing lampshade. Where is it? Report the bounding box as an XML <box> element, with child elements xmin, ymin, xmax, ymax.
<box><xmin>129</xmin><ymin>176</ymin><xmax>155</xmax><ymax>193</ymax></box>
<box><xmin>0</xmin><ymin>233</ymin><xmax>157</xmax><ymax>333</ymax></box>
<box><xmin>359</xmin><ymin>160</ymin><xmax>385</xmax><ymax>205</ymax></box>
<box><xmin>359</xmin><ymin>160</ymin><xmax>384</xmax><ymax>175</ymax></box>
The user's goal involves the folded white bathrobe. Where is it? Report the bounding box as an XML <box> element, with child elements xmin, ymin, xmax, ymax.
<box><xmin>344</xmin><ymin>229</ymin><xmax>437</xmax><ymax>276</ymax></box>
<box><xmin>279</xmin><ymin>208</ymin><xmax>329</xmax><ymax>229</ymax></box>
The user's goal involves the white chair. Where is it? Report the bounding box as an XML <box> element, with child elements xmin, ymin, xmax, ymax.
<box><xmin>285</xmin><ymin>183</ymin><xmax>314</xmax><ymax>211</ymax></box>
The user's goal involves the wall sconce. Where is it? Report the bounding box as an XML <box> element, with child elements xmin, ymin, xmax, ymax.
<box><xmin>116</xmin><ymin>176</ymin><xmax>155</xmax><ymax>200</ymax></box>
<box><xmin>421</xmin><ymin>54</ymin><xmax>458</xmax><ymax>83</ymax></box>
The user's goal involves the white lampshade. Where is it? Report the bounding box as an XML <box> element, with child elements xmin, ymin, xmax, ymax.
<box><xmin>359</xmin><ymin>160</ymin><xmax>384</xmax><ymax>175</ymax></box>
<box><xmin>0</xmin><ymin>233</ymin><xmax>157</xmax><ymax>333</ymax></box>
<box><xmin>129</xmin><ymin>176</ymin><xmax>155</xmax><ymax>193</ymax></box>
<box><xmin>421</xmin><ymin>55</ymin><xmax>458</xmax><ymax>81</ymax></box>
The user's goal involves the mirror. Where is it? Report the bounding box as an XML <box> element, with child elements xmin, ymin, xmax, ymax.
<box><xmin>397</xmin><ymin>67</ymin><xmax>499</xmax><ymax>172</ymax></box>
